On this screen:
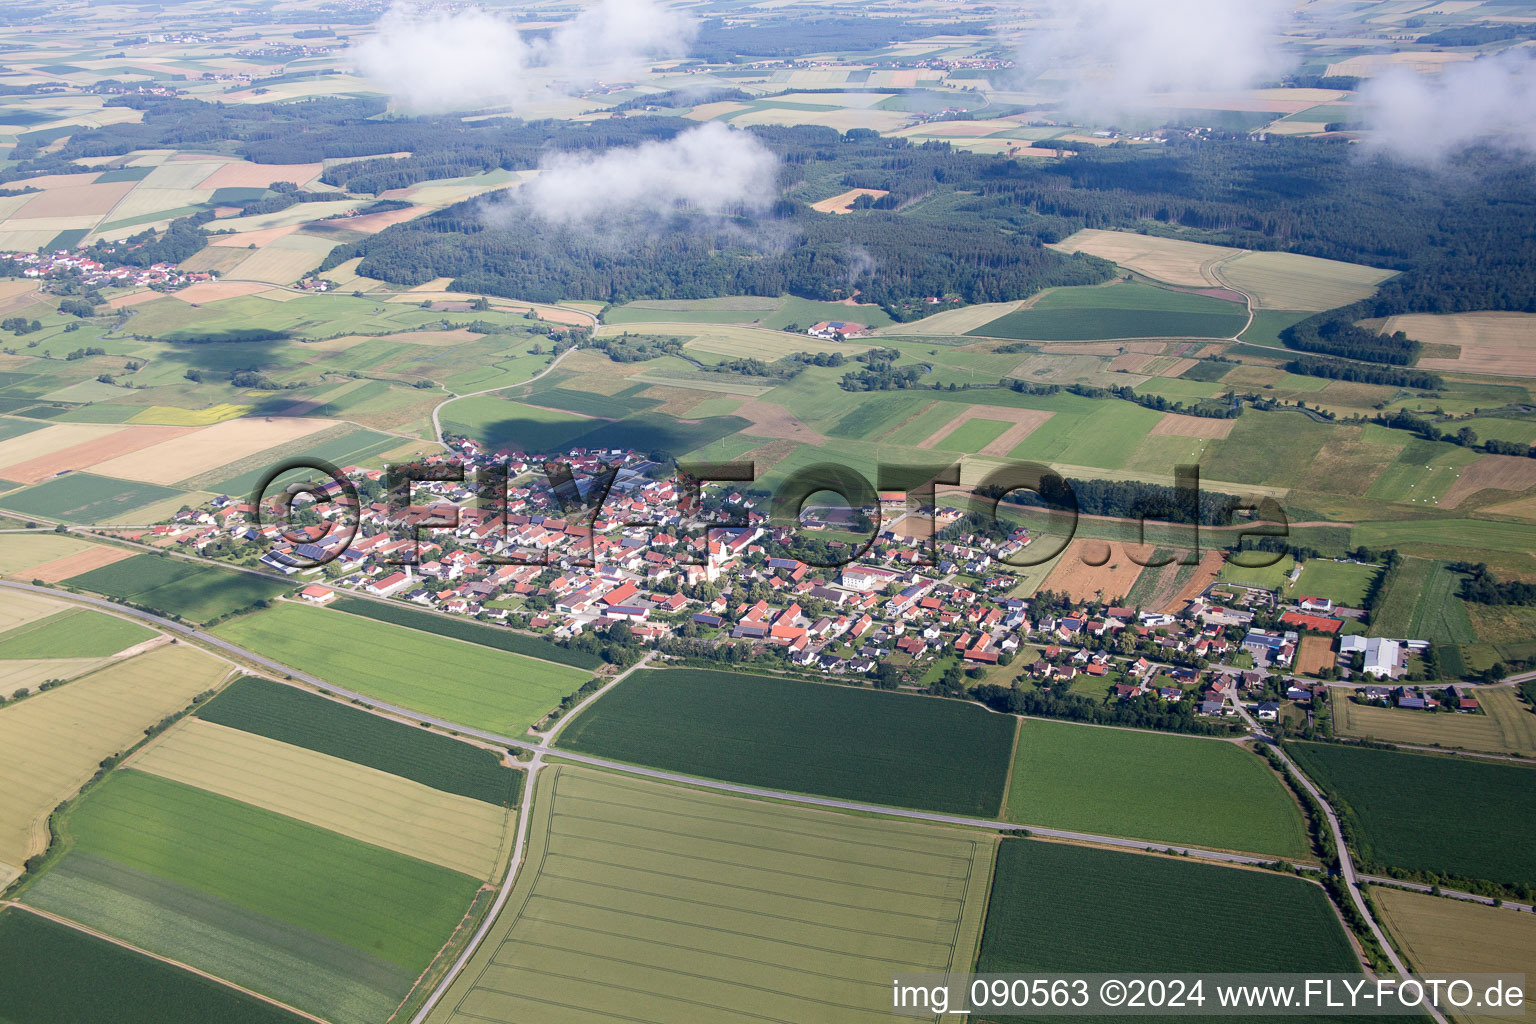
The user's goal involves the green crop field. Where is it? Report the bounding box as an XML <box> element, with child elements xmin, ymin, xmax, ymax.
<box><xmin>556</xmin><ymin>668</ymin><xmax>1016</xmax><ymax>816</ymax></box>
<box><xmin>23</xmin><ymin>769</ymin><xmax>479</xmax><ymax>1024</ymax></box>
<box><xmin>0</xmin><ymin>608</ymin><xmax>155</xmax><ymax>658</ymax></box>
<box><xmin>1005</xmin><ymin>720</ymin><xmax>1311</xmax><ymax>858</ymax></box>
<box><xmin>935</xmin><ymin>417</ymin><xmax>1013</xmax><ymax>452</ymax></box>
<box><xmin>424</xmin><ymin>765</ymin><xmax>995</xmax><ymax>1024</ymax></box>
<box><xmin>195</xmin><ymin>676</ymin><xmax>521</xmax><ymax>806</ymax></box>
<box><xmin>0</xmin><ymin>907</ymin><xmax>305</xmax><ymax>1024</ymax></box>
<box><xmin>212</xmin><ymin>602</ymin><xmax>587</xmax><ymax>735</ymax></box>
<box><xmin>1006</xmin><ymin>394</ymin><xmax>1165</xmax><ymax>470</ymax></box>
<box><xmin>1367</xmin><ymin>559</ymin><xmax>1476</xmax><ymax>644</ymax></box>
<box><xmin>331</xmin><ymin>595</ymin><xmax>601</xmax><ymax>668</ymax></box>
<box><xmin>0</xmin><ymin>473</ymin><xmax>183</xmax><ymax>524</ymax></box>
<box><xmin>66</xmin><ymin>553</ymin><xmax>292</xmax><ymax>623</ymax></box>
<box><xmin>1288</xmin><ymin>742</ymin><xmax>1536</xmax><ymax>887</ymax></box>
<box><xmin>974</xmin><ymin>839</ymin><xmax>1363</xmax><ymax>1023</ymax></box>
<box><xmin>968</xmin><ymin>283</ymin><xmax>1249</xmax><ymax>342</ymax></box>
<box><xmin>1292</xmin><ymin>560</ymin><xmax>1381</xmax><ymax>608</ymax></box>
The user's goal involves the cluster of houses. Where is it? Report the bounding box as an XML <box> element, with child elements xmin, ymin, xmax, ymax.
<box><xmin>1</xmin><ymin>249</ymin><xmax>205</xmax><ymax>288</ymax></box>
<box><xmin>135</xmin><ymin>436</ymin><xmax>1461</xmax><ymax>727</ymax></box>
<box><xmin>805</xmin><ymin>321</ymin><xmax>870</xmax><ymax>340</ymax></box>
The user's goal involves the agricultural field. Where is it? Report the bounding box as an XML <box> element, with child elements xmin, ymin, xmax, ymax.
<box><xmin>0</xmin><ymin>642</ymin><xmax>226</xmax><ymax>889</ymax></box>
<box><xmin>66</xmin><ymin>553</ymin><xmax>293</xmax><ymax>623</ymax></box>
<box><xmin>974</xmin><ymin>840</ymin><xmax>1364</xmax><ymax>1016</ymax></box>
<box><xmin>1331</xmin><ymin>687</ymin><xmax>1536</xmax><ymax>758</ymax></box>
<box><xmin>194</xmin><ymin>676</ymin><xmax>520</xmax><ymax>805</ymax></box>
<box><xmin>23</xmin><ymin>769</ymin><xmax>481</xmax><ymax>1024</ymax></box>
<box><xmin>1288</xmin><ymin>742</ymin><xmax>1536</xmax><ymax>887</ymax></box>
<box><xmin>130</xmin><ymin>718</ymin><xmax>512</xmax><ymax>879</ymax></box>
<box><xmin>1296</xmin><ymin>636</ymin><xmax>1337</xmax><ymax>676</ymax></box>
<box><xmin>211</xmin><ymin>602</ymin><xmax>588</xmax><ymax>736</ymax></box>
<box><xmin>555</xmin><ymin>667</ymin><xmax>1016</xmax><ymax>817</ymax></box>
<box><xmin>0</xmin><ymin>908</ymin><xmax>305</xmax><ymax>1024</ymax></box>
<box><xmin>967</xmin><ymin>283</ymin><xmax>1249</xmax><ymax>341</ymax></box>
<box><xmin>1367</xmin><ymin>559</ymin><xmax>1476</xmax><ymax>644</ymax></box>
<box><xmin>1377</xmin><ymin>312</ymin><xmax>1536</xmax><ymax>378</ymax></box>
<box><xmin>330</xmin><ymin>595</ymin><xmax>601</xmax><ymax>669</ymax></box>
<box><xmin>0</xmin><ymin>607</ymin><xmax>155</xmax><ymax>659</ymax></box>
<box><xmin>1040</xmin><ymin>538</ymin><xmax>1148</xmax><ymax>604</ymax></box>
<box><xmin>424</xmin><ymin>765</ymin><xmax>995</xmax><ymax>1024</ymax></box>
<box><xmin>0</xmin><ymin>472</ymin><xmax>185</xmax><ymax>525</ymax></box>
<box><xmin>1372</xmin><ymin>887</ymin><xmax>1534</xmax><ymax>1024</ymax></box>
<box><xmin>1005</xmin><ymin>719</ymin><xmax>1311</xmax><ymax>858</ymax></box>
<box><xmin>1049</xmin><ymin>229</ymin><xmax>1240</xmax><ymax>288</ymax></box>
<box><xmin>1215</xmin><ymin>250</ymin><xmax>1396</xmax><ymax>311</ymax></box>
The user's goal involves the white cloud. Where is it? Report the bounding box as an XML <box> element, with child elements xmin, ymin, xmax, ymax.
<box><xmin>1358</xmin><ymin>51</ymin><xmax>1536</xmax><ymax>164</ymax></box>
<box><xmin>1014</xmin><ymin>0</ymin><xmax>1293</xmax><ymax>124</ymax></box>
<box><xmin>351</xmin><ymin>0</ymin><xmax>696</xmax><ymax>114</ymax></box>
<box><xmin>516</xmin><ymin>122</ymin><xmax>780</xmax><ymax>226</ymax></box>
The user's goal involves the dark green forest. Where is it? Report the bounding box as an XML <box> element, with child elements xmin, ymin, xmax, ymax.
<box><xmin>7</xmin><ymin>95</ymin><xmax>1536</xmax><ymax>327</ymax></box>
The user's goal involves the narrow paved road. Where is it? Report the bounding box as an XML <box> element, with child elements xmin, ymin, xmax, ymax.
<box><xmin>1232</xmin><ymin>705</ymin><xmax>1450</xmax><ymax>1023</ymax></box>
<box><xmin>1359</xmin><ymin>876</ymin><xmax>1534</xmax><ymax>914</ymax></box>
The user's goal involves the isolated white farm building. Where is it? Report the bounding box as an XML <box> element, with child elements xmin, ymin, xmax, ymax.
<box><xmin>807</xmin><ymin>321</ymin><xmax>868</xmax><ymax>339</ymax></box>
<box><xmin>1341</xmin><ymin>635</ymin><xmax>1400</xmax><ymax>678</ymax></box>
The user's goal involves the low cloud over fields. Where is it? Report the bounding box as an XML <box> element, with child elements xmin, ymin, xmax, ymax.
<box><xmin>1359</xmin><ymin>51</ymin><xmax>1536</xmax><ymax>164</ymax></box>
<box><xmin>1014</xmin><ymin>0</ymin><xmax>1292</xmax><ymax>123</ymax></box>
<box><xmin>514</xmin><ymin>122</ymin><xmax>780</xmax><ymax>227</ymax></box>
<box><xmin>352</xmin><ymin>0</ymin><xmax>696</xmax><ymax>113</ymax></box>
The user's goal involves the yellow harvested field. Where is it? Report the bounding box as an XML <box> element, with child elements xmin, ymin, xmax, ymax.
<box><xmin>210</xmin><ymin>200</ymin><xmax>364</xmax><ymax>233</ymax></box>
<box><xmin>0</xmin><ymin>590</ymin><xmax>70</xmax><ymax>632</ymax></box>
<box><xmin>728</xmin><ymin>107</ymin><xmax>913</xmax><ymax>132</ymax></box>
<box><xmin>25</xmin><ymin>544</ymin><xmax>134</xmax><ymax>584</ymax></box>
<box><xmin>872</xmin><ymin>301</ymin><xmax>1023</xmax><ymax>336</ymax></box>
<box><xmin>1333</xmin><ymin>686</ymin><xmax>1536</xmax><ymax>757</ymax></box>
<box><xmin>1051</xmin><ymin>229</ymin><xmax>1239</xmax><ymax>288</ymax></box>
<box><xmin>684</xmin><ymin>100</ymin><xmax>751</xmax><ymax>121</ymax></box>
<box><xmin>902</xmin><ymin>118</ymin><xmax>1022</xmax><ymax>137</ymax></box>
<box><xmin>102</xmin><ymin>186</ymin><xmax>211</xmax><ymax>222</ymax></box>
<box><xmin>1373</xmin><ymin>887</ymin><xmax>1533</xmax><ymax>1024</ymax></box>
<box><xmin>0</xmin><ymin>423</ymin><xmax>123</xmax><ymax>475</ymax></box>
<box><xmin>132</xmin><ymin>718</ymin><xmax>511</xmax><ymax>879</ymax></box>
<box><xmin>0</xmin><ymin>229</ymin><xmax>64</xmax><ymax>251</ymax></box>
<box><xmin>0</xmin><ymin>643</ymin><xmax>225</xmax><ymax>888</ymax></box>
<box><xmin>12</xmin><ymin>181</ymin><xmax>135</xmax><ymax>219</ymax></box>
<box><xmin>810</xmin><ymin>188</ymin><xmax>890</xmax><ymax>214</ymax></box>
<box><xmin>197</xmin><ymin>160</ymin><xmax>325</xmax><ymax>189</ymax></box>
<box><xmin>1216</xmin><ymin>250</ymin><xmax>1396</xmax><ymax>310</ymax></box>
<box><xmin>1480</xmin><ymin>494</ymin><xmax>1536</xmax><ymax>523</ymax></box>
<box><xmin>206</xmin><ymin>224</ymin><xmax>301</xmax><ymax>248</ymax></box>
<box><xmin>88</xmin><ymin>416</ymin><xmax>336</xmax><ymax>485</ymax></box>
<box><xmin>138</xmin><ymin>161</ymin><xmax>226</xmax><ymax>190</ymax></box>
<box><xmin>1266</xmin><ymin>120</ymin><xmax>1331</xmax><ymax>137</ymax></box>
<box><xmin>1327</xmin><ymin>51</ymin><xmax>1473</xmax><ymax>78</ymax></box>
<box><xmin>681</xmin><ymin>328</ymin><xmax>872</xmax><ymax>360</ymax></box>
<box><xmin>4</xmin><ymin>172</ymin><xmax>98</xmax><ymax>191</ymax></box>
<box><xmin>1296</xmin><ymin>636</ymin><xmax>1336</xmax><ymax>676</ymax></box>
<box><xmin>919</xmin><ymin>406</ymin><xmax>1054</xmax><ymax>456</ymax></box>
<box><xmin>0</xmin><ymin>534</ymin><xmax>102</xmax><ymax>577</ymax></box>
<box><xmin>1042</xmin><ymin>538</ymin><xmax>1147</xmax><ymax>603</ymax></box>
<box><xmin>0</xmin><ymin>424</ymin><xmax>196</xmax><ymax>485</ymax></box>
<box><xmin>335</xmin><ymin>204</ymin><xmax>430</xmax><ymax>234</ymax></box>
<box><xmin>226</xmin><ymin>241</ymin><xmax>327</xmax><ymax>285</ymax></box>
<box><xmin>1380</xmin><ymin>312</ymin><xmax>1536</xmax><ymax>378</ymax></box>
<box><xmin>170</xmin><ymin>279</ymin><xmax>276</xmax><ymax>304</ymax></box>
<box><xmin>105</xmin><ymin>289</ymin><xmax>163</xmax><ymax>310</ymax></box>
<box><xmin>1148</xmin><ymin>413</ymin><xmax>1237</xmax><ymax>439</ymax></box>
